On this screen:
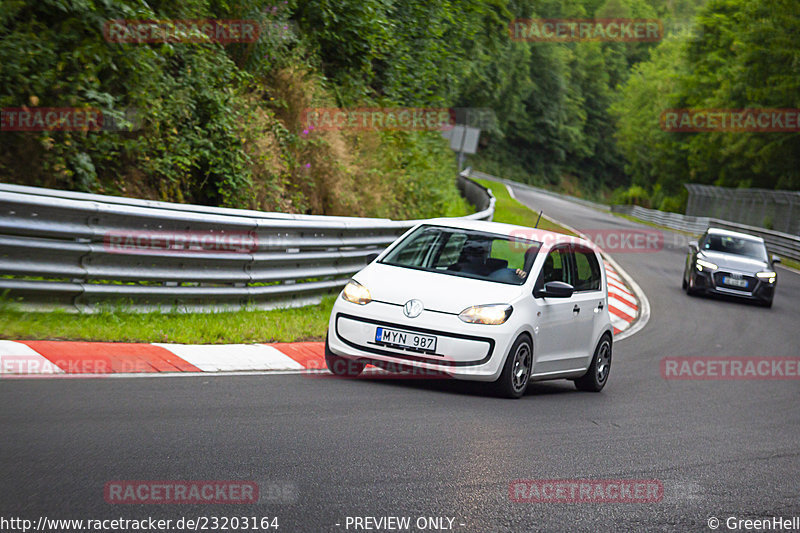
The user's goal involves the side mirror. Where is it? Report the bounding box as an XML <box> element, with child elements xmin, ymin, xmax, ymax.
<box><xmin>688</xmin><ymin>240</ymin><xmax>698</xmax><ymax>251</ymax></box>
<box><xmin>365</xmin><ymin>252</ymin><xmax>380</xmax><ymax>264</ymax></box>
<box><xmin>772</xmin><ymin>255</ymin><xmax>781</xmax><ymax>264</ymax></box>
<box><xmin>534</xmin><ymin>281</ymin><xmax>574</xmax><ymax>299</ymax></box>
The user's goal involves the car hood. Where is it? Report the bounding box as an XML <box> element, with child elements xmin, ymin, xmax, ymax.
<box><xmin>699</xmin><ymin>250</ymin><xmax>769</xmax><ymax>274</ymax></box>
<box><xmin>353</xmin><ymin>262</ymin><xmax>526</xmax><ymax>314</ymax></box>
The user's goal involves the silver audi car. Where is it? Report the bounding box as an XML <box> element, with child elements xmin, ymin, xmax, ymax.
<box><xmin>682</xmin><ymin>228</ymin><xmax>780</xmax><ymax>307</ymax></box>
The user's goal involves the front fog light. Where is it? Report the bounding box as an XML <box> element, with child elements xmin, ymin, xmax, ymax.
<box><xmin>342</xmin><ymin>280</ymin><xmax>371</xmax><ymax>305</ymax></box>
<box><xmin>458</xmin><ymin>304</ymin><xmax>513</xmax><ymax>325</ymax></box>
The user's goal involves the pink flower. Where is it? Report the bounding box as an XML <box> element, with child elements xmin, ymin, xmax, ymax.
<box><xmin>305</xmin><ymin>163</ymin><xmax>311</xmax><ymax>168</ymax></box>
<box><xmin>302</xmin><ymin>129</ymin><xmax>309</xmax><ymax>135</ymax></box>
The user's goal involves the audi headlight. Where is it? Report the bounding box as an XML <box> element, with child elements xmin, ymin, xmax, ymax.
<box><xmin>696</xmin><ymin>258</ymin><xmax>718</xmax><ymax>271</ymax></box>
<box><xmin>756</xmin><ymin>271</ymin><xmax>776</xmax><ymax>283</ymax></box>
<box><xmin>342</xmin><ymin>280</ymin><xmax>372</xmax><ymax>305</ymax></box>
<box><xmin>458</xmin><ymin>304</ymin><xmax>513</xmax><ymax>325</ymax></box>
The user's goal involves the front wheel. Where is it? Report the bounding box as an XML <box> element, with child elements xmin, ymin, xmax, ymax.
<box><xmin>325</xmin><ymin>335</ymin><xmax>365</xmax><ymax>377</ymax></box>
<box><xmin>685</xmin><ymin>272</ymin><xmax>700</xmax><ymax>296</ymax></box>
<box><xmin>574</xmin><ymin>334</ymin><xmax>612</xmax><ymax>392</ymax></box>
<box><xmin>492</xmin><ymin>335</ymin><xmax>533</xmax><ymax>399</ymax></box>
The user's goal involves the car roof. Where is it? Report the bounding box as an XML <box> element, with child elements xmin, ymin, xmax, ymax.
<box><xmin>706</xmin><ymin>227</ymin><xmax>765</xmax><ymax>243</ymax></box>
<box><xmin>420</xmin><ymin>218</ymin><xmax>592</xmax><ymax>249</ymax></box>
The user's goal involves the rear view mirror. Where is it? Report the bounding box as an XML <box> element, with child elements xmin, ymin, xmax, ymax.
<box><xmin>534</xmin><ymin>281</ymin><xmax>574</xmax><ymax>299</ymax></box>
<box><xmin>688</xmin><ymin>240</ymin><xmax>698</xmax><ymax>251</ymax></box>
<box><xmin>772</xmin><ymin>255</ymin><xmax>781</xmax><ymax>264</ymax></box>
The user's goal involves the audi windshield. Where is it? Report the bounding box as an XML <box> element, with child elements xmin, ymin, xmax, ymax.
<box><xmin>701</xmin><ymin>234</ymin><xmax>769</xmax><ymax>261</ymax></box>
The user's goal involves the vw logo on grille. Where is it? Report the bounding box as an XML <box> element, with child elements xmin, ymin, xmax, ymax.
<box><xmin>403</xmin><ymin>299</ymin><xmax>424</xmax><ymax>318</ymax></box>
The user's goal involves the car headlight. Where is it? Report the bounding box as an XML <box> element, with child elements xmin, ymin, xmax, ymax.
<box><xmin>756</xmin><ymin>271</ymin><xmax>776</xmax><ymax>283</ymax></box>
<box><xmin>458</xmin><ymin>304</ymin><xmax>513</xmax><ymax>325</ymax></box>
<box><xmin>342</xmin><ymin>280</ymin><xmax>372</xmax><ymax>305</ymax></box>
<box><xmin>696</xmin><ymin>258</ymin><xmax>718</xmax><ymax>271</ymax></box>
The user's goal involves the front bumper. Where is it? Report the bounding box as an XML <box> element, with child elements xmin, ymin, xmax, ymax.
<box><xmin>327</xmin><ymin>298</ymin><xmax>519</xmax><ymax>381</ymax></box>
<box><xmin>691</xmin><ymin>268</ymin><xmax>775</xmax><ymax>302</ymax></box>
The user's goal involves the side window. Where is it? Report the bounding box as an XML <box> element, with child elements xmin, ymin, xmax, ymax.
<box><xmin>572</xmin><ymin>247</ymin><xmax>601</xmax><ymax>292</ymax></box>
<box><xmin>539</xmin><ymin>246</ymin><xmax>571</xmax><ymax>286</ymax></box>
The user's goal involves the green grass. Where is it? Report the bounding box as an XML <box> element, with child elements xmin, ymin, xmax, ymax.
<box><xmin>779</xmin><ymin>256</ymin><xmax>800</xmax><ymax>271</ymax></box>
<box><xmin>474</xmin><ymin>178</ymin><xmax>575</xmax><ymax>235</ymax></box>
<box><xmin>0</xmin><ymin>296</ymin><xmax>335</xmax><ymax>344</ymax></box>
<box><xmin>0</xmin><ymin>180</ymin><xmax>575</xmax><ymax>344</ymax></box>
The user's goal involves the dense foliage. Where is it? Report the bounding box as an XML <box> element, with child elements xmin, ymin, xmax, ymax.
<box><xmin>1</xmin><ymin>0</ymin><xmax>797</xmax><ymax>216</ymax></box>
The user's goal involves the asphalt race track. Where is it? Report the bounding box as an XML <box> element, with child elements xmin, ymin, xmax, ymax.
<box><xmin>2</xmin><ymin>185</ymin><xmax>799</xmax><ymax>532</ymax></box>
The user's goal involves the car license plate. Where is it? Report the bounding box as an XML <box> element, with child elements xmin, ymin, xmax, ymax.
<box><xmin>723</xmin><ymin>276</ymin><xmax>747</xmax><ymax>288</ymax></box>
<box><xmin>375</xmin><ymin>327</ymin><xmax>437</xmax><ymax>352</ymax></box>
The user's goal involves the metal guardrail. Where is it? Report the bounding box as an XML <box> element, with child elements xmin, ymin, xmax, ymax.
<box><xmin>610</xmin><ymin>205</ymin><xmax>800</xmax><ymax>262</ymax></box>
<box><xmin>610</xmin><ymin>204</ymin><xmax>711</xmax><ymax>234</ymax></box>
<box><xmin>0</xmin><ymin>170</ymin><xmax>494</xmax><ymax>312</ymax></box>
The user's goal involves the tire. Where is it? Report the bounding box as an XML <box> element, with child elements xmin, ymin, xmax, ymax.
<box><xmin>682</xmin><ymin>274</ymin><xmax>688</xmax><ymax>290</ymax></box>
<box><xmin>325</xmin><ymin>335</ymin><xmax>365</xmax><ymax>377</ymax></box>
<box><xmin>686</xmin><ymin>272</ymin><xmax>699</xmax><ymax>296</ymax></box>
<box><xmin>492</xmin><ymin>335</ymin><xmax>533</xmax><ymax>399</ymax></box>
<box><xmin>761</xmin><ymin>298</ymin><xmax>773</xmax><ymax>308</ymax></box>
<box><xmin>574</xmin><ymin>334</ymin><xmax>612</xmax><ymax>392</ymax></box>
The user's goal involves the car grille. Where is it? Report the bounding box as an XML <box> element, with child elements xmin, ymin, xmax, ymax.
<box><xmin>713</xmin><ymin>271</ymin><xmax>757</xmax><ymax>291</ymax></box>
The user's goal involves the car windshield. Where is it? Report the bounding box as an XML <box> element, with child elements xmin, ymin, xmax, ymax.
<box><xmin>702</xmin><ymin>233</ymin><xmax>768</xmax><ymax>261</ymax></box>
<box><xmin>380</xmin><ymin>225</ymin><xmax>542</xmax><ymax>285</ymax></box>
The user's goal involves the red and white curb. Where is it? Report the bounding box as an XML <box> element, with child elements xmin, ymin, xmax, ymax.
<box><xmin>604</xmin><ymin>264</ymin><xmax>638</xmax><ymax>336</ymax></box>
<box><xmin>1</xmin><ymin>266</ymin><xmax>637</xmax><ymax>377</ymax></box>
<box><xmin>0</xmin><ymin>340</ymin><xmax>326</xmax><ymax>377</ymax></box>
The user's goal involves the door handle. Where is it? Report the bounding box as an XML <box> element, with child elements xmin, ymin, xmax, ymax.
<box><xmin>597</xmin><ymin>301</ymin><xmax>604</xmax><ymax>310</ymax></box>
<box><xmin>573</xmin><ymin>304</ymin><xmax>580</xmax><ymax>314</ymax></box>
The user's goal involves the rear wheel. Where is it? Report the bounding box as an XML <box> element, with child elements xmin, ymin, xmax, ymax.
<box><xmin>325</xmin><ymin>335</ymin><xmax>365</xmax><ymax>377</ymax></box>
<box><xmin>574</xmin><ymin>334</ymin><xmax>612</xmax><ymax>392</ymax></box>
<box><xmin>492</xmin><ymin>335</ymin><xmax>532</xmax><ymax>399</ymax></box>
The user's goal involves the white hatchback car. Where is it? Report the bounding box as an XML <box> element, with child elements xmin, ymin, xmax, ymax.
<box><xmin>325</xmin><ymin>219</ymin><xmax>613</xmax><ymax>398</ymax></box>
